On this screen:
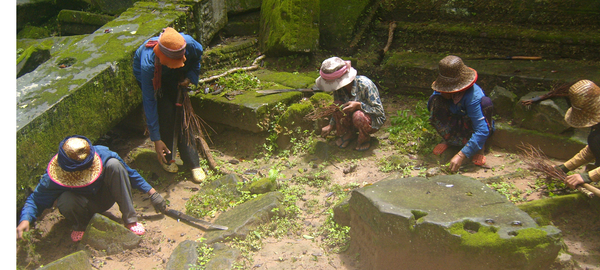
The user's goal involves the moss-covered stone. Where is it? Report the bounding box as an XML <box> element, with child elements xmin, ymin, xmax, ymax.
<box><xmin>319</xmin><ymin>0</ymin><xmax>370</xmax><ymax>51</ymax></box>
<box><xmin>38</xmin><ymin>250</ymin><xmax>91</xmax><ymax>270</ymax></box>
<box><xmin>17</xmin><ymin>25</ymin><xmax>52</xmax><ymax>39</ymax></box>
<box><xmin>17</xmin><ymin>40</ymin><xmax>53</xmax><ymax>78</ymax></box>
<box><xmin>248</xmin><ymin>177</ymin><xmax>277</xmax><ymax>194</ymax></box>
<box><xmin>275</xmin><ymin>101</ymin><xmax>314</xmax><ymax>149</ymax></box>
<box><xmin>259</xmin><ymin>0</ymin><xmax>319</xmax><ymax>55</ymax></box>
<box><xmin>348</xmin><ymin>175</ymin><xmax>562</xmax><ymax>270</ymax></box>
<box><xmin>165</xmin><ymin>240</ymin><xmax>199</xmax><ymax>270</ymax></box>
<box><xmin>204</xmin><ymin>191</ymin><xmax>283</xmax><ymax>244</ymax></box>
<box><xmin>227</xmin><ymin>0</ymin><xmax>262</xmax><ymax>14</ymax></box>
<box><xmin>517</xmin><ymin>193</ymin><xmax>590</xmax><ymax>226</ymax></box>
<box><xmin>82</xmin><ymin>214</ymin><xmax>141</xmax><ymax>254</ymax></box>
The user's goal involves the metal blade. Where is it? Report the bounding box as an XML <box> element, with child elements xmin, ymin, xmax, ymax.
<box><xmin>165</xmin><ymin>209</ymin><xmax>228</xmax><ymax>230</ymax></box>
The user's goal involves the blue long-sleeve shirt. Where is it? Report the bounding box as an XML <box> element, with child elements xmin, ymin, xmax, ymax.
<box><xmin>132</xmin><ymin>33</ymin><xmax>203</xmax><ymax>141</ymax></box>
<box><xmin>19</xmin><ymin>146</ymin><xmax>153</xmax><ymax>224</ymax></box>
<box><xmin>430</xmin><ymin>84</ymin><xmax>491</xmax><ymax>158</ymax></box>
<box><xmin>331</xmin><ymin>75</ymin><xmax>387</xmax><ymax>130</ymax></box>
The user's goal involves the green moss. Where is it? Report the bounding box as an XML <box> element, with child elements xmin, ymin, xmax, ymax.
<box><xmin>57</xmin><ymin>10</ymin><xmax>114</xmax><ymax>25</ymax></box>
<box><xmin>309</xmin><ymin>92</ymin><xmax>333</xmax><ymax>106</ymax></box>
<box><xmin>517</xmin><ymin>193</ymin><xmax>588</xmax><ymax>226</ymax></box>
<box><xmin>259</xmin><ymin>0</ymin><xmax>319</xmax><ymax>55</ymax></box>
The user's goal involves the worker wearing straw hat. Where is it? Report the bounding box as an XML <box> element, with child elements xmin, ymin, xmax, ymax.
<box><xmin>428</xmin><ymin>55</ymin><xmax>494</xmax><ymax>172</ymax></box>
<box><xmin>133</xmin><ymin>27</ymin><xmax>206</xmax><ymax>183</ymax></box>
<box><xmin>555</xmin><ymin>80</ymin><xmax>600</xmax><ymax>189</ymax></box>
<box><xmin>316</xmin><ymin>57</ymin><xmax>386</xmax><ymax>151</ymax></box>
<box><xmin>17</xmin><ymin>135</ymin><xmax>166</xmax><ymax>242</ymax></box>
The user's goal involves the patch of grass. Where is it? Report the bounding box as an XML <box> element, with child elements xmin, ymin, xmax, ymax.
<box><xmin>386</xmin><ymin>98</ymin><xmax>438</xmax><ymax>155</ymax></box>
<box><xmin>486</xmin><ymin>181</ymin><xmax>525</xmax><ymax>203</ymax></box>
<box><xmin>293</xmin><ymin>165</ymin><xmax>331</xmax><ymax>188</ymax></box>
<box><xmin>189</xmin><ymin>240</ymin><xmax>215</xmax><ymax>270</ymax></box>
<box><xmin>317</xmin><ymin>209</ymin><xmax>351</xmax><ymax>253</ymax></box>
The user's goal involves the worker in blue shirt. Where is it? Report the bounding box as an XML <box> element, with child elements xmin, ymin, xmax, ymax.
<box><xmin>17</xmin><ymin>135</ymin><xmax>166</xmax><ymax>242</ymax></box>
<box><xmin>133</xmin><ymin>27</ymin><xmax>206</xmax><ymax>183</ymax></box>
<box><xmin>428</xmin><ymin>55</ymin><xmax>494</xmax><ymax>172</ymax></box>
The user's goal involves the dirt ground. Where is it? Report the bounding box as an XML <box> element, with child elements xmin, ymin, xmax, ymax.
<box><xmin>16</xmin><ymin>94</ymin><xmax>600</xmax><ymax>270</ymax></box>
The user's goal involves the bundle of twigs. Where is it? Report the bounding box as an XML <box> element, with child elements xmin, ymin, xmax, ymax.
<box><xmin>181</xmin><ymin>92</ymin><xmax>224</xmax><ymax>173</ymax></box>
<box><xmin>517</xmin><ymin>143</ymin><xmax>594</xmax><ymax>198</ymax></box>
<box><xmin>304</xmin><ymin>104</ymin><xmax>342</xmax><ymax>121</ymax></box>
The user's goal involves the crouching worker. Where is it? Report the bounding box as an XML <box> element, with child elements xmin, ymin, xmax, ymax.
<box><xmin>555</xmin><ymin>80</ymin><xmax>600</xmax><ymax>188</ymax></box>
<box><xmin>317</xmin><ymin>57</ymin><xmax>386</xmax><ymax>151</ymax></box>
<box><xmin>428</xmin><ymin>55</ymin><xmax>494</xmax><ymax>172</ymax></box>
<box><xmin>17</xmin><ymin>135</ymin><xmax>167</xmax><ymax>242</ymax></box>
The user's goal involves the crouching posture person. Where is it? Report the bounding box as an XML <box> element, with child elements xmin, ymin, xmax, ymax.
<box><xmin>17</xmin><ymin>135</ymin><xmax>166</xmax><ymax>242</ymax></box>
<box><xmin>428</xmin><ymin>55</ymin><xmax>494</xmax><ymax>172</ymax></box>
<box><xmin>317</xmin><ymin>57</ymin><xmax>386</xmax><ymax>151</ymax></box>
<box><xmin>555</xmin><ymin>80</ymin><xmax>600</xmax><ymax>188</ymax></box>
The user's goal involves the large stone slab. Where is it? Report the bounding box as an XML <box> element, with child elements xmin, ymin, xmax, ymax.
<box><xmin>82</xmin><ymin>214</ymin><xmax>141</xmax><ymax>255</ymax></box>
<box><xmin>204</xmin><ymin>191</ymin><xmax>283</xmax><ymax>244</ymax></box>
<box><xmin>166</xmin><ymin>240</ymin><xmax>199</xmax><ymax>270</ymax></box>
<box><xmin>259</xmin><ymin>0</ymin><xmax>320</xmax><ymax>55</ymax></box>
<box><xmin>38</xmin><ymin>250</ymin><xmax>92</xmax><ymax>270</ymax></box>
<box><xmin>348</xmin><ymin>175</ymin><xmax>562</xmax><ymax>270</ymax></box>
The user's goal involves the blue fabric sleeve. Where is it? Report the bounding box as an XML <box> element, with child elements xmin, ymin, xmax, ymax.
<box><xmin>460</xmin><ymin>86</ymin><xmax>490</xmax><ymax>158</ymax></box>
<box><xmin>18</xmin><ymin>176</ymin><xmax>63</xmax><ymax>224</ymax></box>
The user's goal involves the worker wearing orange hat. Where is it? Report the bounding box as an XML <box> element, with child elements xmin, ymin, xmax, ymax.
<box><xmin>133</xmin><ymin>27</ymin><xmax>206</xmax><ymax>183</ymax></box>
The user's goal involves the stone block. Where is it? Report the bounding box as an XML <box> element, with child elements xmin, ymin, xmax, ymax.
<box><xmin>259</xmin><ymin>0</ymin><xmax>320</xmax><ymax>55</ymax></box>
<box><xmin>227</xmin><ymin>0</ymin><xmax>262</xmax><ymax>14</ymax></box>
<box><xmin>514</xmin><ymin>92</ymin><xmax>570</xmax><ymax>133</ymax></box>
<box><xmin>194</xmin><ymin>89</ymin><xmax>302</xmax><ymax>133</ymax></box>
<box><xmin>205</xmin><ymin>243</ymin><xmax>241</xmax><ymax>270</ymax></box>
<box><xmin>82</xmin><ymin>214</ymin><xmax>141</xmax><ymax>255</ymax></box>
<box><xmin>320</xmin><ymin>0</ymin><xmax>370</xmax><ymax>51</ymax></box>
<box><xmin>488</xmin><ymin>123</ymin><xmax>585</xmax><ymax>161</ymax></box>
<box><xmin>348</xmin><ymin>175</ymin><xmax>562</xmax><ymax>270</ymax></box>
<box><xmin>488</xmin><ymin>85</ymin><xmax>517</xmax><ymax>120</ymax></box>
<box><xmin>89</xmin><ymin>0</ymin><xmax>135</xmax><ymax>15</ymax></box>
<box><xmin>57</xmin><ymin>10</ymin><xmax>115</xmax><ymax>35</ymax></box>
<box><xmin>38</xmin><ymin>250</ymin><xmax>92</xmax><ymax>270</ymax></box>
<box><xmin>166</xmin><ymin>240</ymin><xmax>199</xmax><ymax>270</ymax></box>
<box><xmin>204</xmin><ymin>191</ymin><xmax>283</xmax><ymax>244</ymax></box>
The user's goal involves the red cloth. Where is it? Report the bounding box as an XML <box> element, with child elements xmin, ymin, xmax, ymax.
<box><xmin>145</xmin><ymin>40</ymin><xmax>162</xmax><ymax>91</ymax></box>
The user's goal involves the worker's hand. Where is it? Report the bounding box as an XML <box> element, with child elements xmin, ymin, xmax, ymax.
<box><xmin>449</xmin><ymin>151</ymin><xmax>466</xmax><ymax>172</ymax></box>
<box><xmin>342</xmin><ymin>101</ymin><xmax>361</xmax><ymax>114</ymax></box>
<box><xmin>17</xmin><ymin>220</ymin><xmax>30</xmax><ymax>240</ymax></box>
<box><xmin>564</xmin><ymin>174</ymin><xmax>584</xmax><ymax>189</ymax></box>
<box><xmin>154</xmin><ymin>140</ymin><xmax>171</xmax><ymax>164</ymax></box>
<box><xmin>321</xmin><ymin>124</ymin><xmax>333</xmax><ymax>138</ymax></box>
<box><xmin>150</xmin><ymin>192</ymin><xmax>167</xmax><ymax>213</ymax></box>
<box><xmin>179</xmin><ymin>78</ymin><xmax>191</xmax><ymax>89</ymax></box>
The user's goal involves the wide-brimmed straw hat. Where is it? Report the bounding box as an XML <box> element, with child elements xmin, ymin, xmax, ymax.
<box><xmin>431</xmin><ymin>55</ymin><xmax>478</xmax><ymax>93</ymax></box>
<box><xmin>47</xmin><ymin>135</ymin><xmax>103</xmax><ymax>188</ymax></box>
<box><xmin>564</xmin><ymin>80</ymin><xmax>600</xmax><ymax>128</ymax></box>
<box><xmin>153</xmin><ymin>27</ymin><xmax>187</xmax><ymax>69</ymax></box>
<box><xmin>315</xmin><ymin>57</ymin><xmax>357</xmax><ymax>92</ymax></box>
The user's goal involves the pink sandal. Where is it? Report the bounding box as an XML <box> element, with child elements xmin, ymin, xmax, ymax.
<box><xmin>71</xmin><ymin>231</ymin><xmax>84</xmax><ymax>242</ymax></box>
<box><xmin>472</xmin><ymin>154</ymin><xmax>486</xmax><ymax>166</ymax></box>
<box><xmin>126</xmin><ymin>222</ymin><xmax>146</xmax><ymax>236</ymax></box>
<box><xmin>433</xmin><ymin>143</ymin><xmax>449</xmax><ymax>155</ymax></box>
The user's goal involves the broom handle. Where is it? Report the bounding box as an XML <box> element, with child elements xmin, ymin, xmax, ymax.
<box><xmin>581</xmin><ymin>183</ymin><xmax>600</xmax><ymax>197</ymax></box>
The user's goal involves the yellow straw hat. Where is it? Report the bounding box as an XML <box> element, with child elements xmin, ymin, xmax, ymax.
<box><xmin>153</xmin><ymin>27</ymin><xmax>187</xmax><ymax>69</ymax></box>
<box><xmin>564</xmin><ymin>80</ymin><xmax>600</xmax><ymax>128</ymax></box>
<box><xmin>47</xmin><ymin>136</ymin><xmax>103</xmax><ymax>187</ymax></box>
